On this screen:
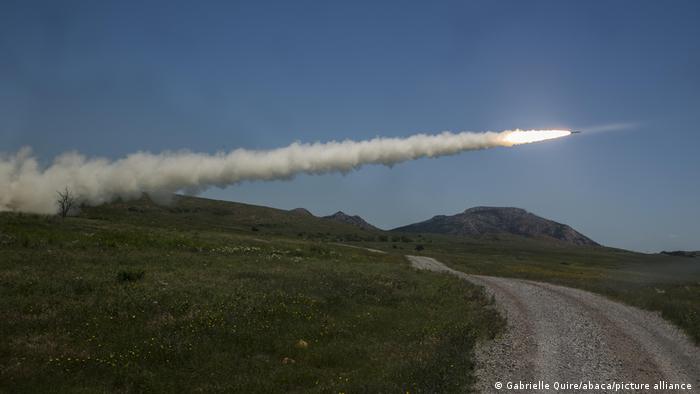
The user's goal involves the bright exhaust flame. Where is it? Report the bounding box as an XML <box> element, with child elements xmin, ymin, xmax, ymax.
<box><xmin>0</xmin><ymin>128</ymin><xmax>574</xmax><ymax>214</ymax></box>
<box><xmin>502</xmin><ymin>129</ymin><xmax>571</xmax><ymax>145</ymax></box>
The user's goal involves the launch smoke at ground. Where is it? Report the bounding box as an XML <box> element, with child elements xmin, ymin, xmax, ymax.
<box><xmin>0</xmin><ymin>129</ymin><xmax>570</xmax><ymax>214</ymax></box>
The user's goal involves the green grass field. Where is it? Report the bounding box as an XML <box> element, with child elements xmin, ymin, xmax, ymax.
<box><xmin>0</xmin><ymin>198</ymin><xmax>503</xmax><ymax>393</ymax></box>
<box><xmin>2</xmin><ymin>195</ymin><xmax>698</xmax><ymax>392</ymax></box>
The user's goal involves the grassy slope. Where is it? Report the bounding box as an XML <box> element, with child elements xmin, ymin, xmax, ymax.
<box><xmin>0</xmin><ymin>197</ymin><xmax>503</xmax><ymax>393</ymax></box>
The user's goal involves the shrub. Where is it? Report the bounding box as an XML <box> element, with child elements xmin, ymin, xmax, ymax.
<box><xmin>117</xmin><ymin>270</ymin><xmax>145</xmax><ymax>283</ymax></box>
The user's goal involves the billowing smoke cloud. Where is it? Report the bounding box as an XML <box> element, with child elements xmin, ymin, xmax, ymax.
<box><xmin>0</xmin><ymin>129</ymin><xmax>569</xmax><ymax>214</ymax></box>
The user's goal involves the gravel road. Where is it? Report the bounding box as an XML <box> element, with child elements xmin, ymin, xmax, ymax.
<box><xmin>406</xmin><ymin>255</ymin><xmax>700</xmax><ymax>393</ymax></box>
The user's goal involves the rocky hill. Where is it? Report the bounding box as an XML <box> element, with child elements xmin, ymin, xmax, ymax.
<box><xmin>393</xmin><ymin>206</ymin><xmax>598</xmax><ymax>246</ymax></box>
<box><xmin>323</xmin><ymin>211</ymin><xmax>379</xmax><ymax>231</ymax></box>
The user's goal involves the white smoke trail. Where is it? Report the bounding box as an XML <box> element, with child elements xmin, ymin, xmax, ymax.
<box><xmin>0</xmin><ymin>129</ymin><xmax>569</xmax><ymax>214</ymax></box>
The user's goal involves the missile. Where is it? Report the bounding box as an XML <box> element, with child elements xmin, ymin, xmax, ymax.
<box><xmin>570</xmin><ymin>130</ymin><xmax>582</xmax><ymax>134</ymax></box>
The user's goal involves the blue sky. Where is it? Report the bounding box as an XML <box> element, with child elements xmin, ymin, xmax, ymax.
<box><xmin>2</xmin><ymin>0</ymin><xmax>699</xmax><ymax>251</ymax></box>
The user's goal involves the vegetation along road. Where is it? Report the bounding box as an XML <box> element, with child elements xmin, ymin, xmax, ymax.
<box><xmin>407</xmin><ymin>255</ymin><xmax>700</xmax><ymax>393</ymax></box>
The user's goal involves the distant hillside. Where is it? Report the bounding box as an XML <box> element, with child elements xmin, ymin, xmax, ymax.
<box><xmin>661</xmin><ymin>251</ymin><xmax>699</xmax><ymax>258</ymax></box>
<box><xmin>80</xmin><ymin>195</ymin><xmax>381</xmax><ymax>239</ymax></box>
<box><xmin>323</xmin><ymin>211</ymin><xmax>379</xmax><ymax>231</ymax></box>
<box><xmin>82</xmin><ymin>196</ymin><xmax>597</xmax><ymax>246</ymax></box>
<box><xmin>393</xmin><ymin>207</ymin><xmax>598</xmax><ymax>246</ymax></box>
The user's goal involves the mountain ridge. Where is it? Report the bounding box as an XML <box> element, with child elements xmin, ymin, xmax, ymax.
<box><xmin>393</xmin><ymin>206</ymin><xmax>598</xmax><ymax>246</ymax></box>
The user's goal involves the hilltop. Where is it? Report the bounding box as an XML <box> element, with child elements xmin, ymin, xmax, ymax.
<box><xmin>393</xmin><ymin>206</ymin><xmax>598</xmax><ymax>246</ymax></box>
<box><xmin>289</xmin><ymin>207</ymin><xmax>314</xmax><ymax>217</ymax></box>
<box><xmin>323</xmin><ymin>211</ymin><xmax>379</xmax><ymax>231</ymax></box>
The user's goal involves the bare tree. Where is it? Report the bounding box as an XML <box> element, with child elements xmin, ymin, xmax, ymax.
<box><xmin>56</xmin><ymin>187</ymin><xmax>76</xmax><ymax>218</ymax></box>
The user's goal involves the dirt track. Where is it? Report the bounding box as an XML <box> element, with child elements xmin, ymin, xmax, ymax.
<box><xmin>406</xmin><ymin>255</ymin><xmax>700</xmax><ymax>393</ymax></box>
